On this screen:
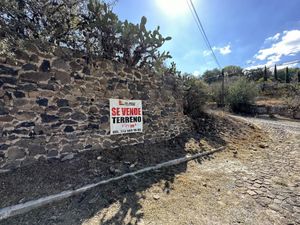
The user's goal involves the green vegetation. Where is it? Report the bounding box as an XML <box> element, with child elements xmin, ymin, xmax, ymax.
<box><xmin>209</xmin><ymin>81</ymin><xmax>228</xmax><ymax>106</ymax></box>
<box><xmin>208</xmin><ymin>76</ymin><xmax>258</xmax><ymax>112</ymax></box>
<box><xmin>0</xmin><ymin>0</ymin><xmax>299</xmax><ymax>116</ymax></box>
<box><xmin>183</xmin><ymin>75</ymin><xmax>209</xmax><ymax>118</ymax></box>
<box><xmin>223</xmin><ymin>65</ymin><xmax>243</xmax><ymax>77</ymax></box>
<box><xmin>185</xmin><ymin>63</ymin><xmax>299</xmax><ymax>115</ymax></box>
<box><xmin>226</xmin><ymin>78</ymin><xmax>258</xmax><ymax>112</ymax></box>
<box><xmin>202</xmin><ymin>68</ymin><xmax>222</xmax><ymax>84</ymax></box>
<box><xmin>201</xmin><ymin>65</ymin><xmax>243</xmax><ymax>84</ymax></box>
<box><xmin>0</xmin><ymin>0</ymin><xmax>172</xmax><ymax>70</ymax></box>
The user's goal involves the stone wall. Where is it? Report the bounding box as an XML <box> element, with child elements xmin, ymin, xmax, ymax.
<box><xmin>253</xmin><ymin>105</ymin><xmax>300</xmax><ymax>119</ymax></box>
<box><xmin>0</xmin><ymin>44</ymin><xmax>192</xmax><ymax>171</ymax></box>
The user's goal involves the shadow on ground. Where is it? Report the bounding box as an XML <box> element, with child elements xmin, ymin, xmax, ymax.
<box><xmin>0</xmin><ymin>113</ymin><xmax>235</xmax><ymax>225</ymax></box>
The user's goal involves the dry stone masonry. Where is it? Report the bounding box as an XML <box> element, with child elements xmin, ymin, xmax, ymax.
<box><xmin>0</xmin><ymin>43</ymin><xmax>192</xmax><ymax>171</ymax></box>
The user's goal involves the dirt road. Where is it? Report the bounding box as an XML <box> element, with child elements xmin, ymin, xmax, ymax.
<box><xmin>132</xmin><ymin>115</ymin><xmax>300</xmax><ymax>225</ymax></box>
<box><xmin>1</xmin><ymin>115</ymin><xmax>299</xmax><ymax>225</ymax></box>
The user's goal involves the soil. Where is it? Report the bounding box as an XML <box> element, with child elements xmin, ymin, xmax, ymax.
<box><xmin>255</xmin><ymin>98</ymin><xmax>286</xmax><ymax>106</ymax></box>
<box><xmin>1</xmin><ymin>111</ymin><xmax>282</xmax><ymax>225</ymax></box>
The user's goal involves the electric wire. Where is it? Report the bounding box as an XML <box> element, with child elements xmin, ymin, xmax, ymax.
<box><xmin>186</xmin><ymin>0</ymin><xmax>222</xmax><ymax>69</ymax></box>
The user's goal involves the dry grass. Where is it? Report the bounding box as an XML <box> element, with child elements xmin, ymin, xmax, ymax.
<box><xmin>255</xmin><ymin>98</ymin><xmax>286</xmax><ymax>106</ymax></box>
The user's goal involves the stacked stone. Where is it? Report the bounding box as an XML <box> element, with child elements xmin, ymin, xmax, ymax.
<box><xmin>0</xmin><ymin>44</ymin><xmax>192</xmax><ymax>171</ymax></box>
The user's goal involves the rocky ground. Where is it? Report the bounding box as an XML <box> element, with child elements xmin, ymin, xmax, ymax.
<box><xmin>0</xmin><ymin>112</ymin><xmax>299</xmax><ymax>225</ymax></box>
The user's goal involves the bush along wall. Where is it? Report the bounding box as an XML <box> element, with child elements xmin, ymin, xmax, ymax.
<box><xmin>0</xmin><ymin>44</ymin><xmax>192</xmax><ymax>171</ymax></box>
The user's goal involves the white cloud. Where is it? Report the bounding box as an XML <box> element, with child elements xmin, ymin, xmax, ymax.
<box><xmin>244</xmin><ymin>60</ymin><xmax>299</xmax><ymax>71</ymax></box>
<box><xmin>255</xmin><ymin>29</ymin><xmax>300</xmax><ymax>65</ymax></box>
<box><xmin>213</xmin><ymin>44</ymin><xmax>232</xmax><ymax>55</ymax></box>
<box><xmin>277</xmin><ymin>61</ymin><xmax>300</xmax><ymax>70</ymax></box>
<box><xmin>219</xmin><ymin>45</ymin><xmax>232</xmax><ymax>55</ymax></box>
<box><xmin>193</xmin><ymin>70</ymin><xmax>201</xmax><ymax>76</ymax></box>
<box><xmin>265</xmin><ymin>33</ymin><xmax>280</xmax><ymax>43</ymax></box>
<box><xmin>244</xmin><ymin>63</ymin><xmax>266</xmax><ymax>70</ymax></box>
<box><xmin>203</xmin><ymin>44</ymin><xmax>232</xmax><ymax>56</ymax></box>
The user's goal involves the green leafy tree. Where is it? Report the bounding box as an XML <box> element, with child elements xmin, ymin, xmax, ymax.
<box><xmin>201</xmin><ymin>68</ymin><xmax>221</xmax><ymax>84</ymax></box>
<box><xmin>223</xmin><ymin>65</ymin><xmax>243</xmax><ymax>77</ymax></box>
<box><xmin>0</xmin><ymin>0</ymin><xmax>85</xmax><ymax>45</ymax></box>
<box><xmin>244</xmin><ymin>68</ymin><xmax>264</xmax><ymax>81</ymax></box>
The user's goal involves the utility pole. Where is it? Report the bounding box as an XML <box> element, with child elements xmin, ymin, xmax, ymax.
<box><xmin>221</xmin><ymin>69</ymin><xmax>225</xmax><ymax>107</ymax></box>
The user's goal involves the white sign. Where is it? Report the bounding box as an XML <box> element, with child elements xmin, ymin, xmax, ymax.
<box><xmin>109</xmin><ymin>99</ymin><xmax>143</xmax><ymax>135</ymax></box>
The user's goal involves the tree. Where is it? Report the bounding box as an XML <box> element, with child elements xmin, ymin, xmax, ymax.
<box><xmin>223</xmin><ymin>65</ymin><xmax>243</xmax><ymax>77</ymax></box>
<box><xmin>0</xmin><ymin>0</ymin><xmax>86</xmax><ymax>46</ymax></box>
<box><xmin>264</xmin><ymin>66</ymin><xmax>268</xmax><ymax>82</ymax></box>
<box><xmin>201</xmin><ymin>68</ymin><xmax>221</xmax><ymax>84</ymax></box>
<box><xmin>275</xmin><ymin>67</ymin><xmax>299</xmax><ymax>82</ymax></box>
<box><xmin>285</xmin><ymin>67</ymin><xmax>290</xmax><ymax>83</ymax></box>
<box><xmin>244</xmin><ymin>68</ymin><xmax>264</xmax><ymax>81</ymax></box>
<box><xmin>274</xmin><ymin>64</ymin><xmax>278</xmax><ymax>80</ymax></box>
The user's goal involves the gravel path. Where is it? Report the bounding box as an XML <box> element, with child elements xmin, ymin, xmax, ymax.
<box><xmin>230</xmin><ymin>115</ymin><xmax>300</xmax><ymax>225</ymax></box>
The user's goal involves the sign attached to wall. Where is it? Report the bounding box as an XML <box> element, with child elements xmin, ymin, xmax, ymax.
<box><xmin>109</xmin><ymin>99</ymin><xmax>143</xmax><ymax>135</ymax></box>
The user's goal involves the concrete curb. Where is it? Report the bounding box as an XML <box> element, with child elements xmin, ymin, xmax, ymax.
<box><xmin>0</xmin><ymin>146</ymin><xmax>225</xmax><ymax>221</ymax></box>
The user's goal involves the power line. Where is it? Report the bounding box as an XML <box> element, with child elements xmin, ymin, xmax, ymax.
<box><xmin>276</xmin><ymin>59</ymin><xmax>300</xmax><ymax>67</ymax></box>
<box><xmin>186</xmin><ymin>0</ymin><xmax>222</xmax><ymax>69</ymax></box>
<box><xmin>244</xmin><ymin>59</ymin><xmax>300</xmax><ymax>71</ymax></box>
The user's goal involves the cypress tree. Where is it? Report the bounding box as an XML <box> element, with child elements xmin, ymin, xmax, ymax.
<box><xmin>285</xmin><ymin>67</ymin><xmax>290</xmax><ymax>83</ymax></box>
<box><xmin>264</xmin><ymin>66</ymin><xmax>268</xmax><ymax>82</ymax></box>
<box><xmin>274</xmin><ymin>65</ymin><xmax>278</xmax><ymax>81</ymax></box>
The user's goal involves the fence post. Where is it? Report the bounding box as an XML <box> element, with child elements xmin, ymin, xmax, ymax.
<box><xmin>285</xmin><ymin>67</ymin><xmax>290</xmax><ymax>83</ymax></box>
<box><xmin>274</xmin><ymin>64</ymin><xmax>278</xmax><ymax>81</ymax></box>
<box><xmin>298</xmin><ymin>71</ymin><xmax>300</xmax><ymax>83</ymax></box>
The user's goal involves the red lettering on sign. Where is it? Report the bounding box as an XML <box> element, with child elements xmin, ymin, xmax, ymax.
<box><xmin>121</xmin><ymin>108</ymin><xmax>127</xmax><ymax>115</ymax></box>
<box><xmin>120</xmin><ymin>108</ymin><xmax>141</xmax><ymax>116</ymax></box>
<box><xmin>111</xmin><ymin>107</ymin><xmax>121</xmax><ymax>116</ymax></box>
<box><xmin>111</xmin><ymin>107</ymin><xmax>117</xmax><ymax>116</ymax></box>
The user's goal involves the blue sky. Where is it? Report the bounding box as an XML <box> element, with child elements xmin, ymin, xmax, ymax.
<box><xmin>113</xmin><ymin>0</ymin><xmax>300</xmax><ymax>75</ymax></box>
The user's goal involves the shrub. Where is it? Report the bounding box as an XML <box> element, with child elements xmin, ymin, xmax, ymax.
<box><xmin>287</xmin><ymin>95</ymin><xmax>300</xmax><ymax>118</ymax></box>
<box><xmin>209</xmin><ymin>81</ymin><xmax>228</xmax><ymax>106</ymax></box>
<box><xmin>209</xmin><ymin>76</ymin><xmax>242</xmax><ymax>106</ymax></box>
<box><xmin>183</xmin><ymin>77</ymin><xmax>209</xmax><ymax>118</ymax></box>
<box><xmin>226</xmin><ymin>77</ymin><xmax>258</xmax><ymax>113</ymax></box>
